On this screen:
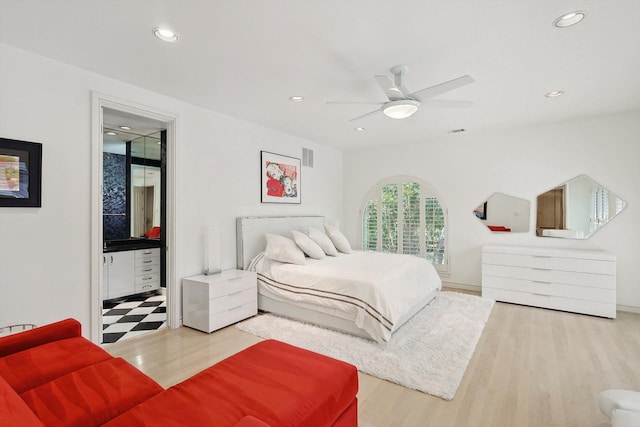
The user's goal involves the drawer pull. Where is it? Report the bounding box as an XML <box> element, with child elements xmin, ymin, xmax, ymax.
<box><xmin>532</xmin><ymin>267</ymin><xmax>551</xmax><ymax>271</ymax></box>
<box><xmin>143</xmin><ymin>268</ymin><xmax>153</xmax><ymax>272</ymax></box>
<box><xmin>533</xmin><ymin>280</ymin><xmax>551</xmax><ymax>285</ymax></box>
<box><xmin>143</xmin><ymin>260</ymin><xmax>152</xmax><ymax>264</ymax></box>
<box><xmin>532</xmin><ymin>293</ymin><xmax>551</xmax><ymax>297</ymax></box>
<box><xmin>228</xmin><ymin>290</ymin><xmax>243</xmax><ymax>296</ymax></box>
<box><xmin>227</xmin><ymin>276</ymin><xmax>242</xmax><ymax>281</ymax></box>
<box><xmin>143</xmin><ymin>250</ymin><xmax>153</xmax><ymax>254</ymax></box>
<box><xmin>142</xmin><ymin>285</ymin><xmax>152</xmax><ymax>290</ymax></box>
<box><xmin>143</xmin><ymin>276</ymin><xmax>153</xmax><ymax>281</ymax></box>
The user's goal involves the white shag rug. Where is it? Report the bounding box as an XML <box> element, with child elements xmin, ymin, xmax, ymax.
<box><xmin>236</xmin><ymin>291</ymin><xmax>494</xmax><ymax>400</ymax></box>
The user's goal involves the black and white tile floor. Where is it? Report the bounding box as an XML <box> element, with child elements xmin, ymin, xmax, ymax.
<box><xmin>102</xmin><ymin>291</ymin><xmax>166</xmax><ymax>344</ymax></box>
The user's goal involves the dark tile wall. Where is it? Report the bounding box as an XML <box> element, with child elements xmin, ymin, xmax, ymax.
<box><xmin>103</xmin><ymin>152</ymin><xmax>127</xmax><ymax>241</ymax></box>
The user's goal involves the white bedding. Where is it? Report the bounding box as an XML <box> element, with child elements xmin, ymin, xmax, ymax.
<box><xmin>249</xmin><ymin>250</ymin><xmax>442</xmax><ymax>343</ymax></box>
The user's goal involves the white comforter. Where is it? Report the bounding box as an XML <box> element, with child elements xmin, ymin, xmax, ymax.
<box><xmin>250</xmin><ymin>251</ymin><xmax>442</xmax><ymax>343</ymax></box>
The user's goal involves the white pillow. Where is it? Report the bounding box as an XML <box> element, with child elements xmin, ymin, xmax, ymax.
<box><xmin>291</xmin><ymin>230</ymin><xmax>326</xmax><ymax>260</ymax></box>
<box><xmin>324</xmin><ymin>224</ymin><xmax>352</xmax><ymax>254</ymax></box>
<box><xmin>308</xmin><ymin>227</ymin><xmax>338</xmax><ymax>256</ymax></box>
<box><xmin>264</xmin><ymin>233</ymin><xmax>306</xmax><ymax>265</ymax></box>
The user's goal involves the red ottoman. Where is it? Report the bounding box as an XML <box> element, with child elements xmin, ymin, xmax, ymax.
<box><xmin>104</xmin><ymin>339</ymin><xmax>358</xmax><ymax>427</ymax></box>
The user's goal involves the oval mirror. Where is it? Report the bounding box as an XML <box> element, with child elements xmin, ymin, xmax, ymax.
<box><xmin>473</xmin><ymin>192</ymin><xmax>530</xmax><ymax>233</ymax></box>
<box><xmin>536</xmin><ymin>175</ymin><xmax>626</xmax><ymax>239</ymax></box>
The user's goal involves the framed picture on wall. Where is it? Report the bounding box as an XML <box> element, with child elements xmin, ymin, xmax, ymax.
<box><xmin>260</xmin><ymin>151</ymin><xmax>301</xmax><ymax>204</ymax></box>
<box><xmin>0</xmin><ymin>137</ymin><xmax>42</xmax><ymax>207</ymax></box>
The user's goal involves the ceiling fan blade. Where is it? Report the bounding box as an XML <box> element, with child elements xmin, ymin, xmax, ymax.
<box><xmin>350</xmin><ymin>108</ymin><xmax>383</xmax><ymax>122</ymax></box>
<box><xmin>374</xmin><ymin>75</ymin><xmax>405</xmax><ymax>101</ymax></box>
<box><xmin>424</xmin><ymin>99</ymin><xmax>474</xmax><ymax>108</ymax></box>
<box><xmin>326</xmin><ymin>101</ymin><xmax>385</xmax><ymax>105</ymax></box>
<box><xmin>408</xmin><ymin>75</ymin><xmax>475</xmax><ymax>102</ymax></box>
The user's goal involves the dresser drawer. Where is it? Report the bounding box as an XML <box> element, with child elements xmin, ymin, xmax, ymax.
<box><xmin>482</xmin><ymin>276</ymin><xmax>616</xmax><ymax>303</ymax></box>
<box><xmin>482</xmin><ymin>252</ymin><xmax>616</xmax><ymax>275</ymax></box>
<box><xmin>208</xmin><ymin>301</ymin><xmax>257</xmax><ymax>332</ymax></box>
<box><xmin>483</xmin><ymin>264</ymin><xmax>616</xmax><ymax>289</ymax></box>
<box><xmin>210</xmin><ymin>288</ymin><xmax>256</xmax><ymax>314</ymax></box>
<box><xmin>482</xmin><ymin>287</ymin><xmax>616</xmax><ymax>318</ymax></box>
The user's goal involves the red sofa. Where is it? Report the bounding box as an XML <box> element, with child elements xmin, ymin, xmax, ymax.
<box><xmin>0</xmin><ymin>319</ymin><xmax>358</xmax><ymax>427</ymax></box>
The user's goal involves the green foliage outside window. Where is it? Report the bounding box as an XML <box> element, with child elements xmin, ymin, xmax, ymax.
<box><xmin>362</xmin><ymin>180</ymin><xmax>446</xmax><ymax>265</ymax></box>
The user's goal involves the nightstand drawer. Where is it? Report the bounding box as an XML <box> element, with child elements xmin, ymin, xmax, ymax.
<box><xmin>210</xmin><ymin>288</ymin><xmax>256</xmax><ymax>314</ymax></box>
<box><xmin>208</xmin><ymin>301</ymin><xmax>257</xmax><ymax>332</ymax></box>
<box><xmin>210</xmin><ymin>273</ymin><xmax>255</xmax><ymax>298</ymax></box>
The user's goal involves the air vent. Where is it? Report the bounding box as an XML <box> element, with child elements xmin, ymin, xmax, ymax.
<box><xmin>302</xmin><ymin>148</ymin><xmax>314</xmax><ymax>168</ymax></box>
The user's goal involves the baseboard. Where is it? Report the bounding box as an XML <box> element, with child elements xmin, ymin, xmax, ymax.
<box><xmin>617</xmin><ymin>304</ymin><xmax>640</xmax><ymax>315</ymax></box>
<box><xmin>442</xmin><ymin>282</ymin><xmax>481</xmax><ymax>295</ymax></box>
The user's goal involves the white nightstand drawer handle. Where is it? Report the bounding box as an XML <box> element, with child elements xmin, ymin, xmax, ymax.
<box><xmin>227</xmin><ymin>276</ymin><xmax>242</xmax><ymax>281</ymax></box>
<box><xmin>532</xmin><ymin>293</ymin><xmax>551</xmax><ymax>297</ymax></box>
<box><xmin>533</xmin><ymin>280</ymin><xmax>551</xmax><ymax>285</ymax></box>
<box><xmin>142</xmin><ymin>276</ymin><xmax>153</xmax><ymax>281</ymax></box>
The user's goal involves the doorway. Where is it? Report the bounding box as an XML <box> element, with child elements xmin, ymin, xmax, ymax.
<box><xmin>91</xmin><ymin>94</ymin><xmax>177</xmax><ymax>344</ymax></box>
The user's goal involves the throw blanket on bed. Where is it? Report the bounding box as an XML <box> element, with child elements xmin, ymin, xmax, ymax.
<box><xmin>249</xmin><ymin>251</ymin><xmax>442</xmax><ymax>343</ymax></box>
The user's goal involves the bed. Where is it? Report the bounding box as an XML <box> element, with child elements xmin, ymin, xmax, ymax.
<box><xmin>236</xmin><ymin>216</ymin><xmax>442</xmax><ymax>343</ymax></box>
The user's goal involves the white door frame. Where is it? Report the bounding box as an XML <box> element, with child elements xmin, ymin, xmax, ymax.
<box><xmin>90</xmin><ymin>92</ymin><xmax>178</xmax><ymax>343</ymax></box>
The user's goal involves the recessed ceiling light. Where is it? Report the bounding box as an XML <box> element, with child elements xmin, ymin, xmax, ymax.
<box><xmin>355</xmin><ymin>127</ymin><xmax>365</xmax><ymax>132</ymax></box>
<box><xmin>553</xmin><ymin>11</ymin><xmax>586</xmax><ymax>28</ymax></box>
<box><xmin>153</xmin><ymin>27</ymin><xmax>178</xmax><ymax>43</ymax></box>
<box><xmin>105</xmin><ymin>131</ymin><xmax>117</xmax><ymax>136</ymax></box>
<box><xmin>289</xmin><ymin>96</ymin><xmax>304</xmax><ymax>103</ymax></box>
<box><xmin>545</xmin><ymin>90</ymin><xmax>565</xmax><ymax>98</ymax></box>
<box><xmin>119</xmin><ymin>126</ymin><xmax>132</xmax><ymax>130</ymax></box>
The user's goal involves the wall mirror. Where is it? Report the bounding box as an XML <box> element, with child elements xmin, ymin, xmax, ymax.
<box><xmin>102</xmin><ymin>109</ymin><xmax>165</xmax><ymax>242</ymax></box>
<box><xmin>473</xmin><ymin>192</ymin><xmax>530</xmax><ymax>233</ymax></box>
<box><xmin>536</xmin><ymin>174</ymin><xmax>626</xmax><ymax>239</ymax></box>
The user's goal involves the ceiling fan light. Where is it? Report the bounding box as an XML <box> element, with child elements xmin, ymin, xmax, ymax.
<box><xmin>382</xmin><ymin>100</ymin><xmax>419</xmax><ymax>119</ymax></box>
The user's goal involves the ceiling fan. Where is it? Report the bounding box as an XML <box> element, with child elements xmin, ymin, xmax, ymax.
<box><xmin>328</xmin><ymin>65</ymin><xmax>475</xmax><ymax>121</ymax></box>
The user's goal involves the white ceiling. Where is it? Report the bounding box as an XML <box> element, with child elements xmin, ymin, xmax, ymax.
<box><xmin>1</xmin><ymin>0</ymin><xmax>640</xmax><ymax>151</ymax></box>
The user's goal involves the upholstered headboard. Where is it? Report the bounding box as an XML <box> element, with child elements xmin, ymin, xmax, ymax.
<box><xmin>236</xmin><ymin>216</ymin><xmax>325</xmax><ymax>270</ymax></box>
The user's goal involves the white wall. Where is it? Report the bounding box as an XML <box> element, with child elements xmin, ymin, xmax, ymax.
<box><xmin>343</xmin><ymin>110</ymin><xmax>640</xmax><ymax>310</ymax></box>
<box><xmin>0</xmin><ymin>44</ymin><xmax>343</xmax><ymax>332</ymax></box>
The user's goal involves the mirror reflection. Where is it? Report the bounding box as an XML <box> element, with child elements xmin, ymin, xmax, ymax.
<box><xmin>102</xmin><ymin>128</ymin><xmax>163</xmax><ymax>242</ymax></box>
<box><xmin>536</xmin><ymin>175</ymin><xmax>626</xmax><ymax>239</ymax></box>
<box><xmin>473</xmin><ymin>192</ymin><xmax>530</xmax><ymax>233</ymax></box>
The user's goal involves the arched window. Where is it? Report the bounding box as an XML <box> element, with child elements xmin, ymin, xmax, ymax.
<box><xmin>362</xmin><ymin>176</ymin><xmax>448</xmax><ymax>273</ymax></box>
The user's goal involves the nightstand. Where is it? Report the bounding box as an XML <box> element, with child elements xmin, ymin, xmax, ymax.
<box><xmin>182</xmin><ymin>269</ymin><xmax>257</xmax><ymax>333</ymax></box>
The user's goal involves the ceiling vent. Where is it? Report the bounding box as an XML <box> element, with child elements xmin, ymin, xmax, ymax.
<box><xmin>302</xmin><ymin>148</ymin><xmax>314</xmax><ymax>168</ymax></box>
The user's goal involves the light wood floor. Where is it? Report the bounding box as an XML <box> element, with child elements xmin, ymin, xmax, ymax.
<box><xmin>105</xmin><ymin>295</ymin><xmax>640</xmax><ymax>427</ymax></box>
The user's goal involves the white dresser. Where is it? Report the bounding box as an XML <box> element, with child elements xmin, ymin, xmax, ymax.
<box><xmin>182</xmin><ymin>269</ymin><xmax>257</xmax><ymax>333</ymax></box>
<box><xmin>482</xmin><ymin>245</ymin><xmax>616</xmax><ymax>318</ymax></box>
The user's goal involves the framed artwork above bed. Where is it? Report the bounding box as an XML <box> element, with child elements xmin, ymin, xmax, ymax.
<box><xmin>261</xmin><ymin>151</ymin><xmax>301</xmax><ymax>204</ymax></box>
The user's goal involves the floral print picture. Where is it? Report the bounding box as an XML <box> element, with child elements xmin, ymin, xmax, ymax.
<box><xmin>261</xmin><ymin>151</ymin><xmax>301</xmax><ymax>204</ymax></box>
